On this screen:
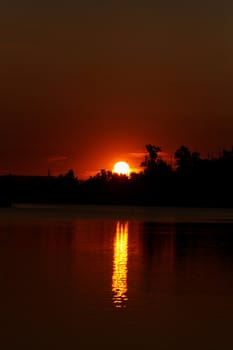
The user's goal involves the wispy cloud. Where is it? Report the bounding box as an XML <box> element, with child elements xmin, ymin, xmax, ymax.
<box><xmin>128</xmin><ymin>152</ymin><xmax>146</xmax><ymax>158</ymax></box>
<box><xmin>128</xmin><ymin>151</ymin><xmax>169</xmax><ymax>158</ymax></box>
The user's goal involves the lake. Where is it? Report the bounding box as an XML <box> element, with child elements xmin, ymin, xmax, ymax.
<box><xmin>1</xmin><ymin>205</ymin><xmax>233</xmax><ymax>349</ymax></box>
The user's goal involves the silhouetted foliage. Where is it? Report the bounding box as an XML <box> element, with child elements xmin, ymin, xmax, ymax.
<box><xmin>141</xmin><ymin>144</ymin><xmax>162</xmax><ymax>175</ymax></box>
<box><xmin>3</xmin><ymin>145</ymin><xmax>233</xmax><ymax>207</ymax></box>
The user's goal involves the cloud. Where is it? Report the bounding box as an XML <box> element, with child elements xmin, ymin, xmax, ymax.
<box><xmin>128</xmin><ymin>151</ymin><xmax>169</xmax><ymax>158</ymax></box>
<box><xmin>128</xmin><ymin>152</ymin><xmax>146</xmax><ymax>158</ymax></box>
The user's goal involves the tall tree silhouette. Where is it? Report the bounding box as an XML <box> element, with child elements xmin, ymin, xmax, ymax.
<box><xmin>141</xmin><ymin>144</ymin><xmax>161</xmax><ymax>175</ymax></box>
<box><xmin>174</xmin><ymin>145</ymin><xmax>192</xmax><ymax>170</ymax></box>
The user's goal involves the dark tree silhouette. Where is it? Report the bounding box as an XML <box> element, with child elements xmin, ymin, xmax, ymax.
<box><xmin>141</xmin><ymin>144</ymin><xmax>161</xmax><ymax>175</ymax></box>
<box><xmin>64</xmin><ymin>169</ymin><xmax>75</xmax><ymax>179</ymax></box>
<box><xmin>174</xmin><ymin>145</ymin><xmax>192</xmax><ymax>170</ymax></box>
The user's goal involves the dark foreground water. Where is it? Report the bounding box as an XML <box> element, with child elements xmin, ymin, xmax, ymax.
<box><xmin>0</xmin><ymin>205</ymin><xmax>233</xmax><ymax>349</ymax></box>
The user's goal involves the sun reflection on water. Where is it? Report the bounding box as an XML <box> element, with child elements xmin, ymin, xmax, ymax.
<box><xmin>112</xmin><ymin>221</ymin><xmax>128</xmax><ymax>308</ymax></box>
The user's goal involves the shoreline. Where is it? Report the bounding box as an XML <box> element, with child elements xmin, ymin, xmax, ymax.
<box><xmin>0</xmin><ymin>203</ymin><xmax>233</xmax><ymax>224</ymax></box>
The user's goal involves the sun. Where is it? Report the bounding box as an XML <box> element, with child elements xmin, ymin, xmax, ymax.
<box><xmin>113</xmin><ymin>161</ymin><xmax>130</xmax><ymax>176</ymax></box>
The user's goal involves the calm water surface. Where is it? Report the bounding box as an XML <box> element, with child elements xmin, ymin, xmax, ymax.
<box><xmin>0</xmin><ymin>206</ymin><xmax>233</xmax><ymax>349</ymax></box>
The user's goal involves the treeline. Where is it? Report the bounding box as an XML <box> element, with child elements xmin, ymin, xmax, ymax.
<box><xmin>1</xmin><ymin>144</ymin><xmax>233</xmax><ymax>207</ymax></box>
<box><xmin>82</xmin><ymin>144</ymin><xmax>233</xmax><ymax>207</ymax></box>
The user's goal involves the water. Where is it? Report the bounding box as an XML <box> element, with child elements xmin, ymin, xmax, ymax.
<box><xmin>0</xmin><ymin>205</ymin><xmax>233</xmax><ymax>349</ymax></box>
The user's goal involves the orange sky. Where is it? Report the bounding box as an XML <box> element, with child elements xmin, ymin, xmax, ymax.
<box><xmin>0</xmin><ymin>1</ymin><xmax>233</xmax><ymax>178</ymax></box>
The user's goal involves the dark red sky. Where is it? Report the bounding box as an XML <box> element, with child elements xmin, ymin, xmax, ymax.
<box><xmin>0</xmin><ymin>1</ymin><xmax>232</xmax><ymax>177</ymax></box>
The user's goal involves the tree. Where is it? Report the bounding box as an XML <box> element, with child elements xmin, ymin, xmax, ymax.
<box><xmin>174</xmin><ymin>145</ymin><xmax>192</xmax><ymax>170</ymax></box>
<box><xmin>64</xmin><ymin>169</ymin><xmax>75</xmax><ymax>179</ymax></box>
<box><xmin>141</xmin><ymin>144</ymin><xmax>161</xmax><ymax>175</ymax></box>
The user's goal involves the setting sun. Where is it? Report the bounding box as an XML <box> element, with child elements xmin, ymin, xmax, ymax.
<box><xmin>113</xmin><ymin>161</ymin><xmax>130</xmax><ymax>176</ymax></box>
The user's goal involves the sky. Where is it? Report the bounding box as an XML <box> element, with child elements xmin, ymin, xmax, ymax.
<box><xmin>0</xmin><ymin>0</ymin><xmax>232</xmax><ymax>177</ymax></box>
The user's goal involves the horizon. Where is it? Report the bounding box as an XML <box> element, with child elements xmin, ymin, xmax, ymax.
<box><xmin>0</xmin><ymin>143</ymin><xmax>232</xmax><ymax>179</ymax></box>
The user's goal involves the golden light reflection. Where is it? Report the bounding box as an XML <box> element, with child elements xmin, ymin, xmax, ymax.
<box><xmin>112</xmin><ymin>221</ymin><xmax>129</xmax><ymax>308</ymax></box>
